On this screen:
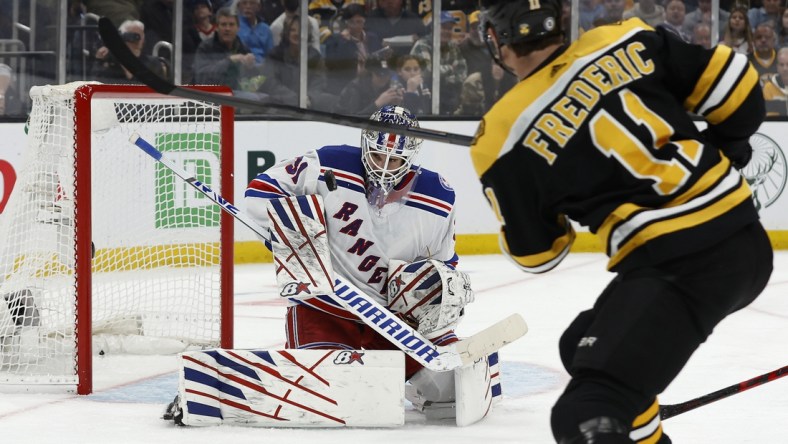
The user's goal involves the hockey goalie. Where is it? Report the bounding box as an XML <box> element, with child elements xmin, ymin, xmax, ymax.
<box><xmin>164</xmin><ymin>106</ymin><xmax>504</xmax><ymax>427</ymax></box>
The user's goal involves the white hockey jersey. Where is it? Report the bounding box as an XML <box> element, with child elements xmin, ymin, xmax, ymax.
<box><xmin>245</xmin><ymin>144</ymin><xmax>459</xmax><ymax>320</ymax></box>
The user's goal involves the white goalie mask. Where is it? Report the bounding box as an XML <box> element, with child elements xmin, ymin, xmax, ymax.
<box><xmin>361</xmin><ymin>106</ymin><xmax>423</xmax><ymax>208</ymax></box>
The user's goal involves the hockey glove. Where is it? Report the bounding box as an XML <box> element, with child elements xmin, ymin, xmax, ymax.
<box><xmin>701</xmin><ymin>128</ymin><xmax>752</xmax><ymax>170</ymax></box>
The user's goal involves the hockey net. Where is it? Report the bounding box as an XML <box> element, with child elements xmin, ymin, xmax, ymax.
<box><xmin>0</xmin><ymin>83</ymin><xmax>234</xmax><ymax>394</ymax></box>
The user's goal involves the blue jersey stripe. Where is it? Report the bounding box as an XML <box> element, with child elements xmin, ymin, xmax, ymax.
<box><xmin>245</xmin><ymin>189</ymin><xmax>289</xmax><ymax>200</ymax></box>
<box><xmin>405</xmin><ymin>200</ymin><xmax>450</xmax><ymax>217</ymax></box>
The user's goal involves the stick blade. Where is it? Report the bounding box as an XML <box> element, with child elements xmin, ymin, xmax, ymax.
<box><xmin>456</xmin><ymin>313</ymin><xmax>528</xmax><ymax>365</ymax></box>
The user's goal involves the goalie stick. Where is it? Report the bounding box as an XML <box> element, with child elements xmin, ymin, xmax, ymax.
<box><xmin>660</xmin><ymin>364</ymin><xmax>788</xmax><ymax>420</ymax></box>
<box><xmin>97</xmin><ymin>17</ymin><xmax>473</xmax><ymax>147</ymax></box>
<box><xmin>129</xmin><ymin>134</ymin><xmax>527</xmax><ymax>372</ymax></box>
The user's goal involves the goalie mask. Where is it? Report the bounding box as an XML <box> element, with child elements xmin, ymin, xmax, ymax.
<box><xmin>361</xmin><ymin>105</ymin><xmax>423</xmax><ymax>208</ymax></box>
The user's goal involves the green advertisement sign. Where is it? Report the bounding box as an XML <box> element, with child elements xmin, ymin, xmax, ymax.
<box><xmin>154</xmin><ymin>133</ymin><xmax>221</xmax><ymax>228</ymax></box>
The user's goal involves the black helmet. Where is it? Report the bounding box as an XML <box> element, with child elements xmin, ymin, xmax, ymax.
<box><xmin>479</xmin><ymin>0</ymin><xmax>562</xmax><ymax>46</ymax></box>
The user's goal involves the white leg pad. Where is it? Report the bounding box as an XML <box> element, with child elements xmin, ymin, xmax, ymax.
<box><xmin>455</xmin><ymin>356</ymin><xmax>494</xmax><ymax>426</ymax></box>
<box><xmin>177</xmin><ymin>349</ymin><xmax>404</xmax><ymax>427</ymax></box>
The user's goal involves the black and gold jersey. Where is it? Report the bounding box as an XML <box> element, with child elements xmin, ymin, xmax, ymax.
<box><xmin>471</xmin><ymin>18</ymin><xmax>765</xmax><ymax>273</ymax></box>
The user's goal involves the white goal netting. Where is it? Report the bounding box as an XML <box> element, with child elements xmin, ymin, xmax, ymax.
<box><xmin>0</xmin><ymin>83</ymin><xmax>233</xmax><ymax>392</ymax></box>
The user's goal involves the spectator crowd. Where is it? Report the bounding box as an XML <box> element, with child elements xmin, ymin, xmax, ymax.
<box><xmin>0</xmin><ymin>0</ymin><xmax>787</xmax><ymax>116</ymax></box>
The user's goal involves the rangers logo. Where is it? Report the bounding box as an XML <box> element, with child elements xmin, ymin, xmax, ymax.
<box><xmin>333</xmin><ymin>350</ymin><xmax>365</xmax><ymax>365</ymax></box>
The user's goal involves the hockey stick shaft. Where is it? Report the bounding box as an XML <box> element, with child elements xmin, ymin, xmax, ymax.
<box><xmin>660</xmin><ymin>365</ymin><xmax>788</xmax><ymax>420</ymax></box>
<box><xmin>99</xmin><ymin>18</ymin><xmax>474</xmax><ymax>147</ymax></box>
<box><xmin>130</xmin><ymin>134</ymin><xmax>526</xmax><ymax>371</ymax></box>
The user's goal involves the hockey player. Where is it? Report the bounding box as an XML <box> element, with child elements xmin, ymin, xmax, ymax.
<box><xmin>473</xmin><ymin>1</ymin><xmax>773</xmax><ymax>443</ymax></box>
<box><xmin>244</xmin><ymin>105</ymin><xmax>486</xmax><ymax>420</ymax></box>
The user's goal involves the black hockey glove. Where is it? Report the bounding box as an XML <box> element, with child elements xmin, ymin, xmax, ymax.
<box><xmin>701</xmin><ymin>128</ymin><xmax>752</xmax><ymax>170</ymax></box>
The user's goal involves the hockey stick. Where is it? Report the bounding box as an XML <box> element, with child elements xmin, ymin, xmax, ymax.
<box><xmin>660</xmin><ymin>365</ymin><xmax>788</xmax><ymax>420</ymax></box>
<box><xmin>97</xmin><ymin>17</ymin><xmax>474</xmax><ymax>147</ymax></box>
<box><xmin>130</xmin><ymin>134</ymin><xmax>526</xmax><ymax>372</ymax></box>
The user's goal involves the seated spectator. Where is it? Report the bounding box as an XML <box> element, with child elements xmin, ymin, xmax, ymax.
<box><xmin>94</xmin><ymin>20</ymin><xmax>170</xmax><ymax>83</ymax></box>
<box><xmin>763</xmin><ymin>47</ymin><xmax>788</xmax><ymax>116</ymax></box>
<box><xmin>623</xmin><ymin>0</ymin><xmax>665</xmax><ymax>27</ymax></box>
<box><xmin>592</xmin><ymin>0</ymin><xmax>626</xmax><ymax>27</ymax></box>
<box><xmin>682</xmin><ymin>0</ymin><xmax>728</xmax><ymax>38</ymax></box>
<box><xmin>270</xmin><ymin>0</ymin><xmax>322</xmax><ymax>53</ymax></box>
<box><xmin>261</xmin><ymin>14</ymin><xmax>336</xmax><ymax>109</ymax></box>
<box><xmin>749</xmin><ymin>23</ymin><xmax>778</xmax><ymax>85</ymax></box>
<box><xmin>691</xmin><ymin>22</ymin><xmax>712</xmax><ymax>48</ymax></box>
<box><xmin>189</xmin><ymin>0</ymin><xmax>216</xmax><ymax>42</ymax></box>
<box><xmin>460</xmin><ymin>11</ymin><xmax>490</xmax><ymax>78</ymax></box>
<box><xmin>324</xmin><ymin>4</ymin><xmax>384</xmax><ymax>93</ymax></box>
<box><xmin>391</xmin><ymin>54</ymin><xmax>431</xmax><ymax>115</ymax></box>
<box><xmin>748</xmin><ymin>0</ymin><xmax>780</xmax><ymax>30</ymax></box>
<box><xmin>366</xmin><ymin>0</ymin><xmax>426</xmax><ymax>55</ymax></box>
<box><xmin>180</xmin><ymin>0</ymin><xmax>217</xmax><ymax>83</ymax></box>
<box><xmin>0</xmin><ymin>63</ymin><xmax>21</xmax><ymax>116</ymax></box>
<box><xmin>308</xmin><ymin>0</ymin><xmax>364</xmax><ymax>31</ymax></box>
<box><xmin>410</xmin><ymin>11</ymin><xmax>468</xmax><ymax>114</ymax></box>
<box><xmin>721</xmin><ymin>5</ymin><xmax>753</xmax><ymax>54</ymax></box>
<box><xmin>193</xmin><ymin>7</ymin><xmax>260</xmax><ymax>92</ymax></box>
<box><xmin>334</xmin><ymin>55</ymin><xmax>403</xmax><ymax>115</ymax></box>
<box><xmin>659</xmin><ymin>0</ymin><xmax>691</xmax><ymax>42</ymax></box>
<box><xmin>454</xmin><ymin>58</ymin><xmax>516</xmax><ymax>116</ymax></box>
<box><xmin>237</xmin><ymin>0</ymin><xmax>275</xmax><ymax>63</ymax></box>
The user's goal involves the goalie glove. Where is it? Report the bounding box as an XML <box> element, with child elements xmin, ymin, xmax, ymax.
<box><xmin>386</xmin><ymin>259</ymin><xmax>475</xmax><ymax>338</ymax></box>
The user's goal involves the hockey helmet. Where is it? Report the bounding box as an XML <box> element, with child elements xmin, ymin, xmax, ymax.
<box><xmin>479</xmin><ymin>0</ymin><xmax>562</xmax><ymax>55</ymax></box>
<box><xmin>361</xmin><ymin>105</ymin><xmax>422</xmax><ymax>199</ymax></box>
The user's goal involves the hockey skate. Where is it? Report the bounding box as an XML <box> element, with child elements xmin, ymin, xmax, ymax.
<box><xmin>162</xmin><ymin>395</ymin><xmax>184</xmax><ymax>425</ymax></box>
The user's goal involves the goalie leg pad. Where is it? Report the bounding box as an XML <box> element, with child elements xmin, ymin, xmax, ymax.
<box><xmin>177</xmin><ymin>349</ymin><xmax>404</xmax><ymax>427</ymax></box>
<box><xmin>454</xmin><ymin>355</ymin><xmax>494</xmax><ymax>426</ymax></box>
<box><xmin>267</xmin><ymin>195</ymin><xmax>335</xmax><ymax>299</ymax></box>
<box><xmin>406</xmin><ymin>352</ymin><xmax>496</xmax><ymax>426</ymax></box>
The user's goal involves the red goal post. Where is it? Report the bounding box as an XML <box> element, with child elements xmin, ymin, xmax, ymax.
<box><xmin>0</xmin><ymin>83</ymin><xmax>234</xmax><ymax>394</ymax></box>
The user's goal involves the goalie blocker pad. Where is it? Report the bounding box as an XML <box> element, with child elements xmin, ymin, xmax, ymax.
<box><xmin>176</xmin><ymin>349</ymin><xmax>405</xmax><ymax>427</ymax></box>
<box><xmin>267</xmin><ymin>195</ymin><xmax>335</xmax><ymax>299</ymax></box>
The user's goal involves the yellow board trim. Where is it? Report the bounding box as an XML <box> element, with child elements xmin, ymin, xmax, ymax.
<box><xmin>234</xmin><ymin>229</ymin><xmax>788</xmax><ymax>263</ymax></box>
<box><xmin>236</xmin><ymin>232</ymin><xmax>613</xmax><ymax>264</ymax></box>
<box><xmin>20</xmin><ymin>230</ymin><xmax>781</xmax><ymax>271</ymax></box>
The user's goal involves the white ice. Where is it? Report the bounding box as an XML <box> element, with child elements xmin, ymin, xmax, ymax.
<box><xmin>1</xmin><ymin>252</ymin><xmax>786</xmax><ymax>443</ymax></box>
